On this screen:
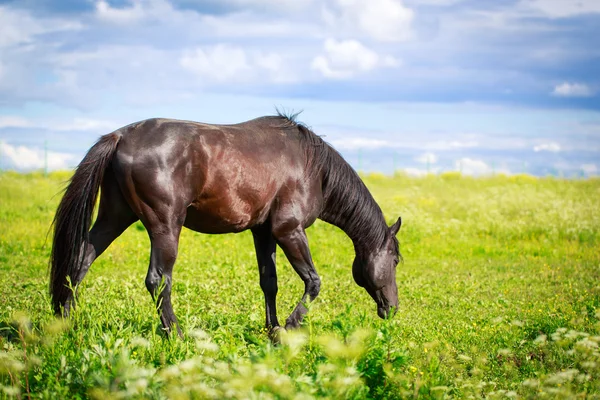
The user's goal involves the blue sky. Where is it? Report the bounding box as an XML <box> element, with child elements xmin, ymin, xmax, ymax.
<box><xmin>0</xmin><ymin>0</ymin><xmax>599</xmax><ymax>176</ymax></box>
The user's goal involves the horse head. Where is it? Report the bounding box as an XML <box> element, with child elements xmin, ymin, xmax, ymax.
<box><xmin>352</xmin><ymin>217</ymin><xmax>402</xmax><ymax>319</ymax></box>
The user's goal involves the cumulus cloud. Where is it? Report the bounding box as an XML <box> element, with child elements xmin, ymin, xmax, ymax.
<box><xmin>181</xmin><ymin>45</ymin><xmax>252</xmax><ymax>83</ymax></box>
<box><xmin>311</xmin><ymin>39</ymin><xmax>399</xmax><ymax>79</ymax></box>
<box><xmin>0</xmin><ymin>1</ymin><xmax>309</xmax><ymax>107</ymax></box>
<box><xmin>533</xmin><ymin>142</ymin><xmax>561</xmax><ymax>152</ymax></box>
<box><xmin>552</xmin><ymin>82</ymin><xmax>595</xmax><ymax>97</ymax></box>
<box><xmin>0</xmin><ymin>0</ymin><xmax>599</xmax><ymax>173</ymax></box>
<box><xmin>95</xmin><ymin>0</ymin><xmax>414</xmax><ymax>44</ymax></box>
<box><xmin>415</xmin><ymin>152</ymin><xmax>437</xmax><ymax>164</ymax></box>
<box><xmin>1</xmin><ymin>0</ymin><xmax>596</xmax><ymax>112</ymax></box>
<box><xmin>180</xmin><ymin>45</ymin><xmax>294</xmax><ymax>84</ymax></box>
<box><xmin>455</xmin><ymin>158</ymin><xmax>492</xmax><ymax>176</ymax></box>
<box><xmin>322</xmin><ymin>0</ymin><xmax>414</xmax><ymax>41</ymax></box>
<box><xmin>0</xmin><ymin>141</ymin><xmax>75</xmax><ymax>171</ymax></box>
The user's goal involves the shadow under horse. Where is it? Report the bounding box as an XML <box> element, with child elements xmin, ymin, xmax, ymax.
<box><xmin>50</xmin><ymin>113</ymin><xmax>402</xmax><ymax>338</ymax></box>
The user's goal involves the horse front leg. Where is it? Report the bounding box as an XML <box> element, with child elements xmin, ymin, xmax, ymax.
<box><xmin>273</xmin><ymin>226</ymin><xmax>321</xmax><ymax>330</ymax></box>
<box><xmin>251</xmin><ymin>225</ymin><xmax>280</xmax><ymax>333</ymax></box>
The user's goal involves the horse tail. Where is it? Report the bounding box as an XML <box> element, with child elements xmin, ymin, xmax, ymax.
<box><xmin>50</xmin><ymin>132</ymin><xmax>122</xmax><ymax>314</ymax></box>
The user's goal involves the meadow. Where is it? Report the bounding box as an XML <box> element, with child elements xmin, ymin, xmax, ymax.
<box><xmin>0</xmin><ymin>171</ymin><xmax>599</xmax><ymax>399</ymax></box>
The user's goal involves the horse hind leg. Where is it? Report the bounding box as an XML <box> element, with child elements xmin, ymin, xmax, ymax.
<box><xmin>143</xmin><ymin>220</ymin><xmax>183</xmax><ymax>338</ymax></box>
<box><xmin>119</xmin><ymin>160</ymin><xmax>188</xmax><ymax>338</ymax></box>
<box><xmin>63</xmin><ymin>170</ymin><xmax>138</xmax><ymax>316</ymax></box>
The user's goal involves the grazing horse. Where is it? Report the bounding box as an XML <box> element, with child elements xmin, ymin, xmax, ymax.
<box><xmin>50</xmin><ymin>113</ymin><xmax>402</xmax><ymax>337</ymax></box>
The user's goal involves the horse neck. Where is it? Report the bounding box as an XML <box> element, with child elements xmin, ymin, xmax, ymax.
<box><xmin>318</xmin><ymin>161</ymin><xmax>388</xmax><ymax>256</ymax></box>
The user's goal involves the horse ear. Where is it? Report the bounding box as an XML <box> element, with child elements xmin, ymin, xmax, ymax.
<box><xmin>389</xmin><ymin>216</ymin><xmax>402</xmax><ymax>236</ymax></box>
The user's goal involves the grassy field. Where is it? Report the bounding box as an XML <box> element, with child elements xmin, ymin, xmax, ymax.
<box><xmin>0</xmin><ymin>171</ymin><xmax>599</xmax><ymax>399</ymax></box>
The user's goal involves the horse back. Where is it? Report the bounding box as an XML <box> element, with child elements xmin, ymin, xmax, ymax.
<box><xmin>112</xmin><ymin>118</ymin><xmax>323</xmax><ymax>233</ymax></box>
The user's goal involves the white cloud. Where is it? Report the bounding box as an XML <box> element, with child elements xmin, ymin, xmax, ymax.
<box><xmin>455</xmin><ymin>158</ymin><xmax>493</xmax><ymax>176</ymax></box>
<box><xmin>252</xmin><ymin>52</ymin><xmax>296</xmax><ymax>83</ymax></box>
<box><xmin>0</xmin><ymin>5</ymin><xmax>82</xmax><ymax>48</ymax></box>
<box><xmin>54</xmin><ymin>118</ymin><xmax>120</xmax><ymax>132</ymax></box>
<box><xmin>222</xmin><ymin>0</ymin><xmax>315</xmax><ymax>11</ymax></box>
<box><xmin>181</xmin><ymin>45</ymin><xmax>250</xmax><ymax>82</ymax></box>
<box><xmin>415</xmin><ymin>152</ymin><xmax>437</xmax><ymax>164</ymax></box>
<box><xmin>580</xmin><ymin>163</ymin><xmax>597</xmax><ymax>175</ymax></box>
<box><xmin>94</xmin><ymin>0</ymin><xmax>311</xmax><ymax>38</ymax></box>
<box><xmin>403</xmin><ymin>167</ymin><xmax>429</xmax><ymax>176</ymax></box>
<box><xmin>323</xmin><ymin>0</ymin><xmax>414</xmax><ymax>42</ymax></box>
<box><xmin>94</xmin><ymin>0</ymin><xmax>174</xmax><ymax>24</ymax></box>
<box><xmin>36</xmin><ymin>45</ymin><xmax>194</xmax><ymax>107</ymax></box>
<box><xmin>552</xmin><ymin>82</ymin><xmax>595</xmax><ymax>97</ymax></box>
<box><xmin>255</xmin><ymin>53</ymin><xmax>282</xmax><ymax>72</ymax></box>
<box><xmin>0</xmin><ymin>116</ymin><xmax>32</xmax><ymax>129</ymax></box>
<box><xmin>94</xmin><ymin>0</ymin><xmax>413</xmax><ymax>44</ymax></box>
<box><xmin>311</xmin><ymin>39</ymin><xmax>399</xmax><ymax>79</ymax></box>
<box><xmin>95</xmin><ymin>0</ymin><xmax>145</xmax><ymax>23</ymax></box>
<box><xmin>424</xmin><ymin>139</ymin><xmax>479</xmax><ymax>150</ymax></box>
<box><xmin>523</xmin><ymin>0</ymin><xmax>600</xmax><ymax>18</ymax></box>
<box><xmin>533</xmin><ymin>142</ymin><xmax>561</xmax><ymax>152</ymax></box>
<box><xmin>448</xmin><ymin>140</ymin><xmax>478</xmax><ymax>149</ymax></box>
<box><xmin>330</xmin><ymin>137</ymin><xmax>393</xmax><ymax>150</ymax></box>
<box><xmin>0</xmin><ymin>141</ymin><xmax>74</xmax><ymax>171</ymax></box>
<box><xmin>0</xmin><ymin>115</ymin><xmax>119</xmax><ymax>132</ymax></box>
<box><xmin>327</xmin><ymin>132</ymin><xmax>486</xmax><ymax>152</ymax></box>
<box><xmin>180</xmin><ymin>45</ymin><xmax>293</xmax><ymax>84</ymax></box>
<box><xmin>201</xmin><ymin>13</ymin><xmax>313</xmax><ymax>38</ymax></box>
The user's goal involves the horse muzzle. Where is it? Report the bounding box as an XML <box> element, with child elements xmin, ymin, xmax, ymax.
<box><xmin>376</xmin><ymin>300</ymin><xmax>398</xmax><ymax>319</ymax></box>
<box><xmin>377</xmin><ymin>305</ymin><xmax>398</xmax><ymax>319</ymax></box>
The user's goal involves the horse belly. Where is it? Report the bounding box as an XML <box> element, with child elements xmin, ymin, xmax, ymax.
<box><xmin>182</xmin><ymin>148</ymin><xmax>282</xmax><ymax>233</ymax></box>
<box><xmin>183</xmin><ymin>197</ymin><xmax>270</xmax><ymax>234</ymax></box>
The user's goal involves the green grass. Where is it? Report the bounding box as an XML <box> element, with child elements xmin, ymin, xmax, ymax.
<box><xmin>1</xmin><ymin>171</ymin><xmax>599</xmax><ymax>399</ymax></box>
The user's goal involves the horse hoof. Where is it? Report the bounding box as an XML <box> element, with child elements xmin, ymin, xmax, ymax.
<box><xmin>269</xmin><ymin>326</ymin><xmax>286</xmax><ymax>345</ymax></box>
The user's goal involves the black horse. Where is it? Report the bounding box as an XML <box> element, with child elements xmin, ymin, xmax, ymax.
<box><xmin>50</xmin><ymin>113</ymin><xmax>402</xmax><ymax>337</ymax></box>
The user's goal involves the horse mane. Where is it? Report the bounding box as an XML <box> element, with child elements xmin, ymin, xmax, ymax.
<box><xmin>267</xmin><ymin>110</ymin><xmax>390</xmax><ymax>253</ymax></box>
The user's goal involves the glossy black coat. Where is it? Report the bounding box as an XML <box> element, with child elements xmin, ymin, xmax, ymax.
<box><xmin>50</xmin><ymin>115</ymin><xmax>402</xmax><ymax>338</ymax></box>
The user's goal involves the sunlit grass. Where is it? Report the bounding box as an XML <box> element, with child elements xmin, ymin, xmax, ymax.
<box><xmin>0</xmin><ymin>171</ymin><xmax>599</xmax><ymax>398</ymax></box>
